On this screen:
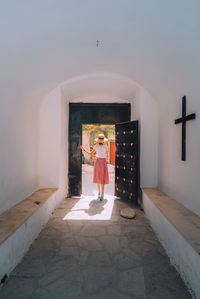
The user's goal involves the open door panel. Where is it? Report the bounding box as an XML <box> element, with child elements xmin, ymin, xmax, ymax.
<box><xmin>115</xmin><ymin>120</ymin><xmax>139</xmax><ymax>205</ymax></box>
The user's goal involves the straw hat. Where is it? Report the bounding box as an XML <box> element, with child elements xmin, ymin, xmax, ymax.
<box><xmin>95</xmin><ymin>133</ymin><xmax>108</xmax><ymax>143</ymax></box>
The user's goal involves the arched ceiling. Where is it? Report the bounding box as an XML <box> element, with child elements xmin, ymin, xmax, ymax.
<box><xmin>60</xmin><ymin>72</ymin><xmax>139</xmax><ymax>101</ymax></box>
<box><xmin>0</xmin><ymin>0</ymin><xmax>200</xmax><ymax>103</ymax></box>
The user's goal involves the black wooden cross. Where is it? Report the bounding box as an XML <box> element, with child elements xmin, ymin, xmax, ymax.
<box><xmin>175</xmin><ymin>96</ymin><xmax>196</xmax><ymax>161</ymax></box>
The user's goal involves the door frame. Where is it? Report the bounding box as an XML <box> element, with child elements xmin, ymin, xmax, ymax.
<box><xmin>68</xmin><ymin>103</ymin><xmax>131</xmax><ymax>197</ymax></box>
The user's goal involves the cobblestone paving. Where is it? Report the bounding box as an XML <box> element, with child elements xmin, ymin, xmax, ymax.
<box><xmin>0</xmin><ymin>197</ymin><xmax>192</xmax><ymax>299</ymax></box>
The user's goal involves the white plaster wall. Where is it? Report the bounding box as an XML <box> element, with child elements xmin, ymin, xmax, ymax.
<box><xmin>140</xmin><ymin>89</ymin><xmax>158</xmax><ymax>187</ymax></box>
<box><xmin>131</xmin><ymin>88</ymin><xmax>158</xmax><ymax>188</ymax></box>
<box><xmin>59</xmin><ymin>93</ymin><xmax>68</xmax><ymax>196</ymax></box>
<box><xmin>65</xmin><ymin>98</ymin><xmax>69</xmax><ymax>196</ymax></box>
<box><xmin>69</xmin><ymin>95</ymin><xmax>131</xmax><ymax>104</ymax></box>
<box><xmin>158</xmin><ymin>89</ymin><xmax>200</xmax><ymax>217</ymax></box>
<box><xmin>39</xmin><ymin>87</ymin><xmax>68</xmax><ymax>196</ymax></box>
<box><xmin>131</xmin><ymin>88</ymin><xmax>141</xmax><ymax>123</ymax></box>
<box><xmin>39</xmin><ymin>88</ymin><xmax>61</xmax><ymax>187</ymax></box>
<box><xmin>0</xmin><ymin>95</ymin><xmax>39</xmax><ymax>214</ymax></box>
<box><xmin>143</xmin><ymin>193</ymin><xmax>200</xmax><ymax>299</ymax></box>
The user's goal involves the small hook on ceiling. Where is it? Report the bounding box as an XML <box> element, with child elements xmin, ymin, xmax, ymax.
<box><xmin>96</xmin><ymin>40</ymin><xmax>102</xmax><ymax>47</ymax></box>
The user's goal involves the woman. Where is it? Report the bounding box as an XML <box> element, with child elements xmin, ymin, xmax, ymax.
<box><xmin>80</xmin><ymin>133</ymin><xmax>109</xmax><ymax>200</ymax></box>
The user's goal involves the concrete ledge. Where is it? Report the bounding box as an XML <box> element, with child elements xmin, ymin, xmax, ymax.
<box><xmin>0</xmin><ymin>188</ymin><xmax>63</xmax><ymax>282</ymax></box>
<box><xmin>142</xmin><ymin>188</ymin><xmax>200</xmax><ymax>299</ymax></box>
<box><xmin>0</xmin><ymin>188</ymin><xmax>58</xmax><ymax>245</ymax></box>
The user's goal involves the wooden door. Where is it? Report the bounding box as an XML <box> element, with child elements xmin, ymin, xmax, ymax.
<box><xmin>115</xmin><ymin>121</ymin><xmax>139</xmax><ymax>205</ymax></box>
<box><xmin>68</xmin><ymin>103</ymin><xmax>131</xmax><ymax>197</ymax></box>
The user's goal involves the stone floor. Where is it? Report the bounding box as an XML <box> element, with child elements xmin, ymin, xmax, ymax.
<box><xmin>0</xmin><ymin>195</ymin><xmax>192</xmax><ymax>299</ymax></box>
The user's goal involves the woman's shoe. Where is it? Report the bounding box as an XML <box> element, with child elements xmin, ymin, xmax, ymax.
<box><xmin>100</xmin><ymin>194</ymin><xmax>104</xmax><ymax>201</ymax></box>
<box><xmin>98</xmin><ymin>193</ymin><xmax>101</xmax><ymax>200</ymax></box>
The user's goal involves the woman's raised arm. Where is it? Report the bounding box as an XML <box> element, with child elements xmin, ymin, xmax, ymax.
<box><xmin>80</xmin><ymin>145</ymin><xmax>96</xmax><ymax>156</ymax></box>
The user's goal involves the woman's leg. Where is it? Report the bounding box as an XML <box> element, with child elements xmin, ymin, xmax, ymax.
<box><xmin>100</xmin><ymin>184</ymin><xmax>104</xmax><ymax>200</ymax></box>
<box><xmin>102</xmin><ymin>184</ymin><xmax>105</xmax><ymax>195</ymax></box>
<box><xmin>98</xmin><ymin>184</ymin><xmax>101</xmax><ymax>199</ymax></box>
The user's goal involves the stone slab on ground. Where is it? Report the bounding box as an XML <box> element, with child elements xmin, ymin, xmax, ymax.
<box><xmin>120</xmin><ymin>207</ymin><xmax>136</xmax><ymax>219</ymax></box>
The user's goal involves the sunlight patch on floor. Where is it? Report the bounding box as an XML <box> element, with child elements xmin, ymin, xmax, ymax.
<box><xmin>63</xmin><ymin>194</ymin><xmax>116</xmax><ymax>220</ymax></box>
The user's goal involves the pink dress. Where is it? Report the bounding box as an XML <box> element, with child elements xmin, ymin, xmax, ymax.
<box><xmin>93</xmin><ymin>144</ymin><xmax>109</xmax><ymax>184</ymax></box>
